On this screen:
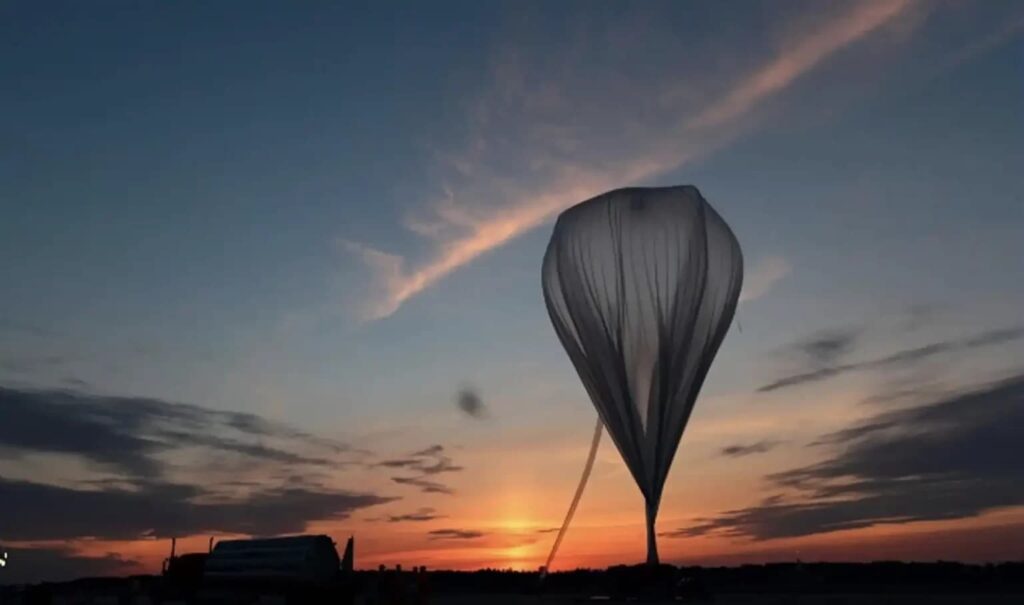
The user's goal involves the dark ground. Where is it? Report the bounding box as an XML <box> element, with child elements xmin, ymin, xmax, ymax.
<box><xmin>2</xmin><ymin>562</ymin><xmax>1022</xmax><ymax>604</ymax></box>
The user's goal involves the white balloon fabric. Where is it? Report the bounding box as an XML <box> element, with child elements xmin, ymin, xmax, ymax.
<box><xmin>542</xmin><ymin>185</ymin><xmax>743</xmax><ymax>564</ymax></box>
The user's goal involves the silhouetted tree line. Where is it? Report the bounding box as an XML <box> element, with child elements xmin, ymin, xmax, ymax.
<box><xmin>354</xmin><ymin>561</ymin><xmax>1024</xmax><ymax>596</ymax></box>
<box><xmin>4</xmin><ymin>561</ymin><xmax>1023</xmax><ymax>603</ymax></box>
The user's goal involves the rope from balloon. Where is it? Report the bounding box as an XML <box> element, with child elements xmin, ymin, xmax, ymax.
<box><xmin>541</xmin><ymin>417</ymin><xmax>603</xmax><ymax>579</ymax></box>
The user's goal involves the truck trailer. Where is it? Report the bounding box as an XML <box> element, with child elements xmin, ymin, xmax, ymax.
<box><xmin>160</xmin><ymin>534</ymin><xmax>354</xmax><ymax>605</ymax></box>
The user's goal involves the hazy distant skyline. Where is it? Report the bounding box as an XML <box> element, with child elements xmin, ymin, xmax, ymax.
<box><xmin>2</xmin><ymin>0</ymin><xmax>1023</xmax><ymax>583</ymax></box>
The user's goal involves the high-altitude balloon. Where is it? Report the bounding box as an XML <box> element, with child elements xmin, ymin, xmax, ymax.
<box><xmin>542</xmin><ymin>185</ymin><xmax>743</xmax><ymax>565</ymax></box>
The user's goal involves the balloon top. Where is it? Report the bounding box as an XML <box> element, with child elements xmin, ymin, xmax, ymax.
<box><xmin>558</xmin><ymin>184</ymin><xmax>706</xmax><ymax>216</ymax></box>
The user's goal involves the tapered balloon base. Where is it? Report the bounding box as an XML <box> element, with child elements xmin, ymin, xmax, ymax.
<box><xmin>645</xmin><ymin>499</ymin><xmax>660</xmax><ymax>566</ymax></box>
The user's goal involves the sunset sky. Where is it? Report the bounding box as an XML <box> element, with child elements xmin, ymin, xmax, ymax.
<box><xmin>2</xmin><ymin>0</ymin><xmax>1024</xmax><ymax>584</ymax></box>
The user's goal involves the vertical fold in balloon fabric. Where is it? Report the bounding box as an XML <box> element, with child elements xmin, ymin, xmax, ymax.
<box><xmin>542</xmin><ymin>185</ymin><xmax>743</xmax><ymax>565</ymax></box>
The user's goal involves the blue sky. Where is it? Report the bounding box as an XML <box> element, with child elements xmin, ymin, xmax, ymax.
<box><xmin>1</xmin><ymin>0</ymin><xmax>1023</xmax><ymax>581</ymax></box>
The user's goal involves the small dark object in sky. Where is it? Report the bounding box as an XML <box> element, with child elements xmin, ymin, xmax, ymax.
<box><xmin>456</xmin><ymin>388</ymin><xmax>486</xmax><ymax>418</ymax></box>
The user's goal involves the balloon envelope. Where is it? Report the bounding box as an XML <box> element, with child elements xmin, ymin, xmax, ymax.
<box><xmin>542</xmin><ymin>185</ymin><xmax>743</xmax><ymax>564</ymax></box>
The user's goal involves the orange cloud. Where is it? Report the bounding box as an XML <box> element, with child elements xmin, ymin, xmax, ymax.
<box><xmin>687</xmin><ymin>0</ymin><xmax>915</xmax><ymax>131</ymax></box>
<box><xmin>347</xmin><ymin>1</ymin><xmax>918</xmax><ymax>320</ymax></box>
<box><xmin>739</xmin><ymin>256</ymin><xmax>792</xmax><ymax>304</ymax></box>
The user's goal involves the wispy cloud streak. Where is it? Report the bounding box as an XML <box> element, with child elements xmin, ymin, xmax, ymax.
<box><xmin>739</xmin><ymin>256</ymin><xmax>792</xmax><ymax>304</ymax></box>
<box><xmin>721</xmin><ymin>440</ymin><xmax>784</xmax><ymax>458</ymax></box>
<box><xmin>686</xmin><ymin>0</ymin><xmax>915</xmax><ymax>131</ymax></box>
<box><xmin>759</xmin><ymin>326</ymin><xmax>1023</xmax><ymax>392</ymax></box>
<box><xmin>348</xmin><ymin>1</ymin><xmax>916</xmax><ymax>319</ymax></box>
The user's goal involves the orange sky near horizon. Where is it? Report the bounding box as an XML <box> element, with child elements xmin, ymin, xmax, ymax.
<box><xmin>58</xmin><ymin>504</ymin><xmax>1024</xmax><ymax>575</ymax></box>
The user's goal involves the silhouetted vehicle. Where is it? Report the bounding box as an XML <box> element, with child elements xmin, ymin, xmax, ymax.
<box><xmin>148</xmin><ymin>534</ymin><xmax>357</xmax><ymax>604</ymax></box>
<box><xmin>198</xmin><ymin>534</ymin><xmax>347</xmax><ymax>605</ymax></box>
<box><xmin>154</xmin><ymin>537</ymin><xmax>208</xmax><ymax>603</ymax></box>
<box><xmin>204</xmin><ymin>535</ymin><xmax>339</xmax><ymax>584</ymax></box>
<box><xmin>160</xmin><ymin>552</ymin><xmax>208</xmax><ymax>602</ymax></box>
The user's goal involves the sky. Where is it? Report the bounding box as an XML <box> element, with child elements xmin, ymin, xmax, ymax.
<box><xmin>2</xmin><ymin>0</ymin><xmax>1023</xmax><ymax>584</ymax></box>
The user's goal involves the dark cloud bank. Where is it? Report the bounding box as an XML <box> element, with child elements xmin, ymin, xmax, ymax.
<box><xmin>720</xmin><ymin>440</ymin><xmax>783</xmax><ymax>458</ymax></box>
<box><xmin>0</xmin><ymin>477</ymin><xmax>392</xmax><ymax>541</ymax></box>
<box><xmin>386</xmin><ymin>508</ymin><xmax>445</xmax><ymax>523</ymax></box>
<box><xmin>0</xmin><ymin>385</ymin><xmax>396</xmax><ymax>583</ymax></box>
<box><xmin>0</xmin><ymin>385</ymin><xmax>357</xmax><ymax>479</ymax></box>
<box><xmin>428</xmin><ymin>528</ymin><xmax>485</xmax><ymax>540</ymax></box>
<box><xmin>760</xmin><ymin>326</ymin><xmax>1022</xmax><ymax>393</ymax></box>
<box><xmin>384</xmin><ymin>444</ymin><xmax>463</xmax><ymax>495</ymax></box>
<box><xmin>666</xmin><ymin>373</ymin><xmax>1024</xmax><ymax>540</ymax></box>
<box><xmin>791</xmin><ymin>329</ymin><xmax>861</xmax><ymax>367</ymax></box>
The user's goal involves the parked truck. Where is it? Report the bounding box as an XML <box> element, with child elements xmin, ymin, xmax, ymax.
<box><xmin>159</xmin><ymin>534</ymin><xmax>354</xmax><ymax>605</ymax></box>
